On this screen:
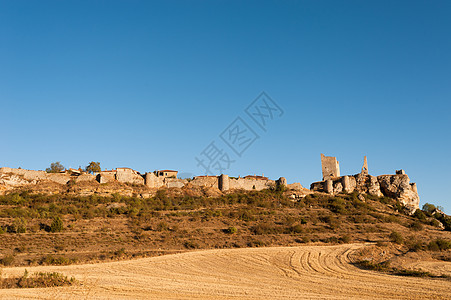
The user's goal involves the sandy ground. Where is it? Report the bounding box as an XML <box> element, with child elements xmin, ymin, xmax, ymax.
<box><xmin>1</xmin><ymin>244</ymin><xmax>450</xmax><ymax>300</ymax></box>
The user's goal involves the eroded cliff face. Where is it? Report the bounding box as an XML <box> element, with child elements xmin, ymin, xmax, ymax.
<box><xmin>311</xmin><ymin>173</ymin><xmax>420</xmax><ymax>211</ymax></box>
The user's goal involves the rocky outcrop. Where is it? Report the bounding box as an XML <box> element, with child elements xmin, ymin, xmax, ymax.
<box><xmin>310</xmin><ymin>172</ymin><xmax>420</xmax><ymax>210</ymax></box>
<box><xmin>377</xmin><ymin>174</ymin><xmax>420</xmax><ymax>209</ymax></box>
<box><xmin>0</xmin><ymin>173</ymin><xmax>34</xmax><ymax>187</ymax></box>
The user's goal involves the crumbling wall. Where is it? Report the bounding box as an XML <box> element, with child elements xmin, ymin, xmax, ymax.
<box><xmin>47</xmin><ymin>173</ymin><xmax>72</xmax><ymax>185</ymax></box>
<box><xmin>321</xmin><ymin>153</ymin><xmax>340</xmax><ymax>180</ymax></box>
<box><xmin>228</xmin><ymin>178</ymin><xmax>275</xmax><ymax>191</ymax></box>
<box><xmin>0</xmin><ymin>167</ymin><xmax>48</xmax><ymax>181</ymax></box>
<box><xmin>116</xmin><ymin>168</ymin><xmax>144</xmax><ymax>185</ymax></box>
<box><xmin>191</xmin><ymin>176</ymin><xmax>219</xmax><ymax>188</ymax></box>
<box><xmin>97</xmin><ymin>173</ymin><xmax>116</xmax><ymax>184</ymax></box>
<box><xmin>164</xmin><ymin>178</ymin><xmax>187</xmax><ymax>188</ymax></box>
<box><xmin>75</xmin><ymin>173</ymin><xmax>96</xmax><ymax>183</ymax></box>
<box><xmin>286</xmin><ymin>182</ymin><xmax>305</xmax><ymax>191</ymax></box>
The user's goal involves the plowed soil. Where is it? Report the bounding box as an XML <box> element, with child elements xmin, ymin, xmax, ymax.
<box><xmin>1</xmin><ymin>244</ymin><xmax>450</xmax><ymax>299</ymax></box>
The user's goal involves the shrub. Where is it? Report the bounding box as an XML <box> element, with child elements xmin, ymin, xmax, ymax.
<box><xmin>409</xmin><ymin>221</ymin><xmax>423</xmax><ymax>231</ymax></box>
<box><xmin>40</xmin><ymin>255</ymin><xmax>77</xmax><ymax>265</ymax></box>
<box><xmin>50</xmin><ymin>217</ymin><xmax>64</xmax><ymax>233</ymax></box>
<box><xmin>389</xmin><ymin>231</ymin><xmax>403</xmax><ymax>244</ymax></box>
<box><xmin>422</xmin><ymin>203</ymin><xmax>436</xmax><ymax>215</ymax></box>
<box><xmin>251</xmin><ymin>223</ymin><xmax>281</xmax><ymax>235</ymax></box>
<box><xmin>184</xmin><ymin>240</ymin><xmax>199</xmax><ymax>249</ymax></box>
<box><xmin>247</xmin><ymin>239</ymin><xmax>266</xmax><ymax>247</ymax></box>
<box><xmin>10</xmin><ymin>217</ymin><xmax>27</xmax><ymax>233</ymax></box>
<box><xmin>339</xmin><ymin>234</ymin><xmax>351</xmax><ymax>243</ymax></box>
<box><xmin>435</xmin><ymin>214</ymin><xmax>451</xmax><ymax>231</ymax></box>
<box><xmin>225</xmin><ymin>226</ymin><xmax>237</xmax><ymax>234</ymax></box>
<box><xmin>0</xmin><ymin>255</ymin><xmax>15</xmax><ymax>266</ymax></box>
<box><xmin>407</xmin><ymin>240</ymin><xmax>425</xmax><ymax>252</ymax></box>
<box><xmin>289</xmin><ymin>224</ymin><xmax>304</xmax><ymax>234</ymax></box>
<box><xmin>356</xmin><ymin>259</ymin><xmax>391</xmax><ymax>272</ymax></box>
<box><xmin>46</xmin><ymin>162</ymin><xmax>65</xmax><ymax>173</ymax></box>
<box><xmin>18</xmin><ymin>271</ymin><xmax>76</xmax><ymax>288</ymax></box>
<box><xmin>428</xmin><ymin>239</ymin><xmax>451</xmax><ymax>251</ymax></box>
<box><xmin>412</xmin><ymin>209</ymin><xmax>426</xmax><ymax>221</ymax></box>
<box><xmin>156</xmin><ymin>221</ymin><xmax>169</xmax><ymax>231</ymax></box>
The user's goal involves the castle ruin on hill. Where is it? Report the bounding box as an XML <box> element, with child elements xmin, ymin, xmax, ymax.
<box><xmin>311</xmin><ymin>154</ymin><xmax>420</xmax><ymax>210</ymax></box>
<box><xmin>0</xmin><ymin>153</ymin><xmax>421</xmax><ymax>211</ymax></box>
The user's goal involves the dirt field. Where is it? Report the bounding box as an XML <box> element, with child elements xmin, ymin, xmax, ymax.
<box><xmin>1</xmin><ymin>243</ymin><xmax>450</xmax><ymax>299</ymax></box>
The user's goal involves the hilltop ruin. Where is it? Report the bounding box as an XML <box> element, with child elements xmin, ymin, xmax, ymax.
<box><xmin>311</xmin><ymin>154</ymin><xmax>420</xmax><ymax>211</ymax></box>
<box><xmin>0</xmin><ymin>166</ymin><xmax>302</xmax><ymax>194</ymax></box>
<box><xmin>0</xmin><ymin>154</ymin><xmax>420</xmax><ymax>210</ymax></box>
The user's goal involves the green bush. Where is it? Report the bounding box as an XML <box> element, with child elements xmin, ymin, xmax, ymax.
<box><xmin>422</xmin><ymin>203</ymin><xmax>436</xmax><ymax>215</ymax></box>
<box><xmin>156</xmin><ymin>221</ymin><xmax>169</xmax><ymax>231</ymax></box>
<box><xmin>50</xmin><ymin>217</ymin><xmax>64</xmax><ymax>233</ymax></box>
<box><xmin>412</xmin><ymin>209</ymin><xmax>426</xmax><ymax>221</ymax></box>
<box><xmin>409</xmin><ymin>221</ymin><xmax>424</xmax><ymax>231</ymax></box>
<box><xmin>225</xmin><ymin>226</ymin><xmax>237</xmax><ymax>234</ymax></box>
<box><xmin>389</xmin><ymin>231</ymin><xmax>403</xmax><ymax>244</ymax></box>
<box><xmin>10</xmin><ymin>217</ymin><xmax>27</xmax><ymax>233</ymax></box>
<box><xmin>428</xmin><ymin>239</ymin><xmax>451</xmax><ymax>251</ymax></box>
<box><xmin>40</xmin><ymin>255</ymin><xmax>77</xmax><ymax>265</ymax></box>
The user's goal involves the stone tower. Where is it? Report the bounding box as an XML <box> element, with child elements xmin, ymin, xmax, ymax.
<box><xmin>361</xmin><ymin>156</ymin><xmax>368</xmax><ymax>175</ymax></box>
<box><xmin>321</xmin><ymin>153</ymin><xmax>340</xmax><ymax>181</ymax></box>
<box><xmin>218</xmin><ymin>174</ymin><xmax>230</xmax><ymax>191</ymax></box>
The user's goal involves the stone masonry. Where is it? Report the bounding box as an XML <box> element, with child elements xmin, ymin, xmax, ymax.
<box><xmin>321</xmin><ymin>153</ymin><xmax>340</xmax><ymax>180</ymax></box>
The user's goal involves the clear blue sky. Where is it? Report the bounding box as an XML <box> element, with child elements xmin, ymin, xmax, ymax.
<box><xmin>1</xmin><ymin>1</ymin><xmax>450</xmax><ymax>212</ymax></box>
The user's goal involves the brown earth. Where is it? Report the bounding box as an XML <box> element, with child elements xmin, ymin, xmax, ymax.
<box><xmin>1</xmin><ymin>243</ymin><xmax>450</xmax><ymax>299</ymax></box>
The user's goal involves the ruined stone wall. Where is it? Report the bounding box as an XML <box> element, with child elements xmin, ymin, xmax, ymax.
<box><xmin>321</xmin><ymin>154</ymin><xmax>340</xmax><ymax>180</ymax></box>
<box><xmin>145</xmin><ymin>172</ymin><xmax>165</xmax><ymax>188</ymax></box>
<box><xmin>116</xmin><ymin>169</ymin><xmax>145</xmax><ymax>185</ymax></box>
<box><xmin>47</xmin><ymin>173</ymin><xmax>72</xmax><ymax>185</ymax></box>
<box><xmin>97</xmin><ymin>173</ymin><xmax>115</xmax><ymax>184</ymax></box>
<box><xmin>228</xmin><ymin>178</ymin><xmax>275</xmax><ymax>191</ymax></box>
<box><xmin>164</xmin><ymin>178</ymin><xmax>187</xmax><ymax>188</ymax></box>
<box><xmin>0</xmin><ymin>167</ymin><xmax>48</xmax><ymax>181</ymax></box>
<box><xmin>0</xmin><ymin>167</ymin><xmax>72</xmax><ymax>184</ymax></box>
<box><xmin>191</xmin><ymin>176</ymin><xmax>219</xmax><ymax>188</ymax></box>
<box><xmin>75</xmin><ymin>173</ymin><xmax>96</xmax><ymax>183</ymax></box>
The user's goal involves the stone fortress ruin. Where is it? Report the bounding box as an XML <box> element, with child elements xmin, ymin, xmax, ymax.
<box><xmin>311</xmin><ymin>154</ymin><xmax>420</xmax><ymax>211</ymax></box>
<box><xmin>0</xmin><ymin>153</ymin><xmax>420</xmax><ymax>210</ymax></box>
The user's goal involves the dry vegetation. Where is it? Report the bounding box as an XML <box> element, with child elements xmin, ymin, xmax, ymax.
<box><xmin>0</xmin><ymin>186</ymin><xmax>450</xmax><ymax>280</ymax></box>
<box><xmin>0</xmin><ymin>269</ymin><xmax>76</xmax><ymax>289</ymax></box>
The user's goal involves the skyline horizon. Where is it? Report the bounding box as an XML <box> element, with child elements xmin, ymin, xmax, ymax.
<box><xmin>2</xmin><ymin>1</ymin><xmax>450</xmax><ymax>213</ymax></box>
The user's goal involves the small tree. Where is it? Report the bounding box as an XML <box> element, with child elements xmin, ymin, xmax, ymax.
<box><xmin>422</xmin><ymin>203</ymin><xmax>436</xmax><ymax>214</ymax></box>
<box><xmin>85</xmin><ymin>162</ymin><xmax>101</xmax><ymax>174</ymax></box>
<box><xmin>50</xmin><ymin>217</ymin><xmax>64</xmax><ymax>233</ymax></box>
<box><xmin>46</xmin><ymin>162</ymin><xmax>65</xmax><ymax>173</ymax></box>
